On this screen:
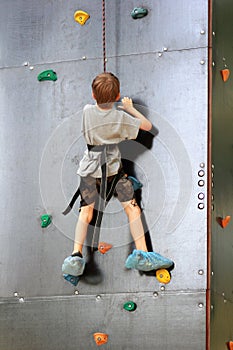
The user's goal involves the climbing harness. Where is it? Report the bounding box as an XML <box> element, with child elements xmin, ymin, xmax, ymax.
<box><xmin>62</xmin><ymin>144</ymin><xmax>125</xmax><ymax>250</ymax></box>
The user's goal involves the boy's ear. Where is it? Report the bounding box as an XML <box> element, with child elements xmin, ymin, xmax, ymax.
<box><xmin>115</xmin><ymin>92</ymin><xmax>121</xmax><ymax>101</ymax></box>
<box><xmin>92</xmin><ymin>92</ymin><xmax>96</xmax><ymax>100</ymax></box>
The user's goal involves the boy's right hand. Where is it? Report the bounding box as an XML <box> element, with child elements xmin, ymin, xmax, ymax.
<box><xmin>118</xmin><ymin>97</ymin><xmax>134</xmax><ymax>112</ymax></box>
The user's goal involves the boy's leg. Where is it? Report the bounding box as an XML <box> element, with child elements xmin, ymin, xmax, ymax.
<box><xmin>116</xmin><ymin>177</ymin><xmax>173</xmax><ymax>271</ymax></box>
<box><xmin>62</xmin><ymin>203</ymin><xmax>94</xmax><ymax>278</ymax></box>
<box><xmin>121</xmin><ymin>199</ymin><xmax>147</xmax><ymax>251</ymax></box>
<box><xmin>62</xmin><ymin>175</ymin><xmax>98</xmax><ymax>278</ymax></box>
<box><xmin>72</xmin><ymin>203</ymin><xmax>94</xmax><ymax>255</ymax></box>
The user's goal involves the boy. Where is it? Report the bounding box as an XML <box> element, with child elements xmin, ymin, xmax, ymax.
<box><xmin>62</xmin><ymin>72</ymin><xmax>173</xmax><ymax>279</ymax></box>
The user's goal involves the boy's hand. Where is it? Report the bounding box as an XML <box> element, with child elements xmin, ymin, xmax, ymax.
<box><xmin>118</xmin><ymin>97</ymin><xmax>134</xmax><ymax>112</ymax></box>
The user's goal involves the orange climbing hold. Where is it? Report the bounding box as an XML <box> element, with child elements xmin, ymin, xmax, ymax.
<box><xmin>227</xmin><ymin>341</ymin><xmax>233</xmax><ymax>350</ymax></box>
<box><xmin>98</xmin><ymin>242</ymin><xmax>113</xmax><ymax>254</ymax></box>
<box><xmin>217</xmin><ymin>216</ymin><xmax>231</xmax><ymax>228</ymax></box>
<box><xmin>74</xmin><ymin>10</ymin><xmax>90</xmax><ymax>25</ymax></box>
<box><xmin>221</xmin><ymin>68</ymin><xmax>230</xmax><ymax>82</ymax></box>
<box><xmin>93</xmin><ymin>333</ymin><xmax>108</xmax><ymax>346</ymax></box>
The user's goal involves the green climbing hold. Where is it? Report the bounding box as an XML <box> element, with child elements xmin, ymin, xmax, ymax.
<box><xmin>40</xmin><ymin>214</ymin><xmax>52</xmax><ymax>228</ymax></box>
<box><xmin>123</xmin><ymin>301</ymin><xmax>137</xmax><ymax>312</ymax></box>
<box><xmin>37</xmin><ymin>70</ymin><xmax>57</xmax><ymax>82</ymax></box>
<box><xmin>131</xmin><ymin>7</ymin><xmax>148</xmax><ymax>19</ymax></box>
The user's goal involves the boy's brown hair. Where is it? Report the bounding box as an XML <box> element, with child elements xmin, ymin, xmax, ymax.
<box><xmin>92</xmin><ymin>72</ymin><xmax>120</xmax><ymax>105</ymax></box>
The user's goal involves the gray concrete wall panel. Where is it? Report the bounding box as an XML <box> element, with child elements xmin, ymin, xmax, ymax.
<box><xmin>0</xmin><ymin>292</ymin><xmax>206</xmax><ymax>350</ymax></box>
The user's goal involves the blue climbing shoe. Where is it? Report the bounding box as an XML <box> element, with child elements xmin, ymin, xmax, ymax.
<box><xmin>62</xmin><ymin>255</ymin><xmax>85</xmax><ymax>276</ymax></box>
<box><xmin>125</xmin><ymin>250</ymin><xmax>173</xmax><ymax>271</ymax></box>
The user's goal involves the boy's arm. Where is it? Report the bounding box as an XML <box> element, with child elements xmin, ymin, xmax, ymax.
<box><xmin>118</xmin><ymin>97</ymin><xmax>152</xmax><ymax>131</ymax></box>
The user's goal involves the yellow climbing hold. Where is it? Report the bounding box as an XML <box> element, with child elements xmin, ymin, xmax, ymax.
<box><xmin>156</xmin><ymin>269</ymin><xmax>171</xmax><ymax>284</ymax></box>
<box><xmin>74</xmin><ymin>10</ymin><xmax>90</xmax><ymax>26</ymax></box>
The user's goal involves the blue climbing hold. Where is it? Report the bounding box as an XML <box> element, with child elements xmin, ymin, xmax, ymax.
<box><xmin>128</xmin><ymin>176</ymin><xmax>143</xmax><ymax>191</ymax></box>
<box><xmin>125</xmin><ymin>250</ymin><xmax>173</xmax><ymax>271</ymax></box>
<box><xmin>63</xmin><ymin>274</ymin><xmax>80</xmax><ymax>286</ymax></box>
<box><xmin>62</xmin><ymin>255</ymin><xmax>85</xmax><ymax>276</ymax></box>
<box><xmin>131</xmin><ymin>7</ymin><xmax>148</xmax><ymax>20</ymax></box>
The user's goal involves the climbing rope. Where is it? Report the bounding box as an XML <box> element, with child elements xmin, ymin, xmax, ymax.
<box><xmin>102</xmin><ymin>0</ymin><xmax>106</xmax><ymax>72</ymax></box>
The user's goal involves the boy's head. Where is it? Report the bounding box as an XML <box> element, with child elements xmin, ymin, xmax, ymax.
<box><xmin>92</xmin><ymin>72</ymin><xmax>120</xmax><ymax>105</ymax></box>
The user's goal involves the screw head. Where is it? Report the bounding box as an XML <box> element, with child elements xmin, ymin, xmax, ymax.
<box><xmin>198</xmin><ymin>302</ymin><xmax>204</xmax><ymax>308</ymax></box>
<box><xmin>198</xmin><ymin>192</ymin><xmax>205</xmax><ymax>200</ymax></box>
<box><xmin>200</xmin><ymin>60</ymin><xmax>205</xmax><ymax>65</ymax></box>
<box><xmin>198</xmin><ymin>269</ymin><xmax>204</xmax><ymax>275</ymax></box>
<box><xmin>198</xmin><ymin>203</ymin><xmax>205</xmax><ymax>210</ymax></box>
<box><xmin>200</xmin><ymin>30</ymin><xmax>205</xmax><ymax>35</ymax></box>
<box><xmin>153</xmin><ymin>291</ymin><xmax>158</xmax><ymax>297</ymax></box>
<box><xmin>198</xmin><ymin>170</ymin><xmax>205</xmax><ymax>177</ymax></box>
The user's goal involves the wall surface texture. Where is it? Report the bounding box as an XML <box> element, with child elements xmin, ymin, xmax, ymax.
<box><xmin>0</xmin><ymin>1</ymin><xmax>209</xmax><ymax>349</ymax></box>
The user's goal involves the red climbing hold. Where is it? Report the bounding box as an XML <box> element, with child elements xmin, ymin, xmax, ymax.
<box><xmin>221</xmin><ymin>68</ymin><xmax>230</xmax><ymax>82</ymax></box>
<box><xmin>217</xmin><ymin>216</ymin><xmax>231</xmax><ymax>228</ymax></box>
<box><xmin>93</xmin><ymin>333</ymin><xmax>108</xmax><ymax>346</ymax></box>
<box><xmin>98</xmin><ymin>242</ymin><xmax>113</xmax><ymax>254</ymax></box>
<box><xmin>227</xmin><ymin>341</ymin><xmax>233</xmax><ymax>350</ymax></box>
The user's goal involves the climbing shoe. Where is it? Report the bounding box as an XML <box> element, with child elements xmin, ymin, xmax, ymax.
<box><xmin>125</xmin><ymin>250</ymin><xmax>173</xmax><ymax>271</ymax></box>
<box><xmin>62</xmin><ymin>253</ymin><xmax>85</xmax><ymax>277</ymax></box>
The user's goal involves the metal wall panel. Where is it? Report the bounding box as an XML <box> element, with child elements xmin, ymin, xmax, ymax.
<box><xmin>0</xmin><ymin>292</ymin><xmax>206</xmax><ymax>350</ymax></box>
<box><xmin>0</xmin><ymin>48</ymin><xmax>208</xmax><ymax>298</ymax></box>
<box><xmin>0</xmin><ymin>0</ymin><xmax>209</xmax><ymax>349</ymax></box>
<box><xmin>0</xmin><ymin>0</ymin><xmax>208</xmax><ymax>68</ymax></box>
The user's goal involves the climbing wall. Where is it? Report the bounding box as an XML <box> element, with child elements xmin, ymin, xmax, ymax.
<box><xmin>0</xmin><ymin>1</ymin><xmax>209</xmax><ymax>349</ymax></box>
<box><xmin>211</xmin><ymin>0</ymin><xmax>233</xmax><ymax>348</ymax></box>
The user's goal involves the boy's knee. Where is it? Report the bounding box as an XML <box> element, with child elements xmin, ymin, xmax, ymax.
<box><xmin>79</xmin><ymin>205</ymin><xmax>94</xmax><ymax>223</ymax></box>
<box><xmin>124</xmin><ymin>199</ymin><xmax>141</xmax><ymax>217</ymax></box>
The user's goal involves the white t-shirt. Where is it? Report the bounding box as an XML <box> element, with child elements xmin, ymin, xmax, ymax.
<box><xmin>77</xmin><ymin>104</ymin><xmax>141</xmax><ymax>177</ymax></box>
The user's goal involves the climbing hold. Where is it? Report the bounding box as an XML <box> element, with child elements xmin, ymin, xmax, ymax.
<box><xmin>156</xmin><ymin>269</ymin><xmax>171</xmax><ymax>284</ymax></box>
<box><xmin>217</xmin><ymin>216</ymin><xmax>231</xmax><ymax>228</ymax></box>
<box><xmin>98</xmin><ymin>242</ymin><xmax>113</xmax><ymax>254</ymax></box>
<box><xmin>63</xmin><ymin>274</ymin><xmax>80</xmax><ymax>286</ymax></box>
<box><xmin>131</xmin><ymin>7</ymin><xmax>148</xmax><ymax>19</ymax></box>
<box><xmin>74</xmin><ymin>10</ymin><xmax>90</xmax><ymax>25</ymax></box>
<box><xmin>93</xmin><ymin>333</ymin><xmax>108</xmax><ymax>346</ymax></box>
<box><xmin>128</xmin><ymin>176</ymin><xmax>143</xmax><ymax>191</ymax></box>
<box><xmin>37</xmin><ymin>70</ymin><xmax>57</xmax><ymax>82</ymax></box>
<box><xmin>221</xmin><ymin>68</ymin><xmax>230</xmax><ymax>82</ymax></box>
<box><xmin>123</xmin><ymin>301</ymin><xmax>137</xmax><ymax>312</ymax></box>
<box><xmin>40</xmin><ymin>214</ymin><xmax>52</xmax><ymax>228</ymax></box>
<box><xmin>227</xmin><ymin>341</ymin><xmax>233</xmax><ymax>350</ymax></box>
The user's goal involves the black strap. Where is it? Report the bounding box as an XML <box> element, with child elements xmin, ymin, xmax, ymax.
<box><xmin>91</xmin><ymin>146</ymin><xmax>107</xmax><ymax>250</ymax></box>
<box><xmin>62</xmin><ymin>188</ymin><xmax>80</xmax><ymax>215</ymax></box>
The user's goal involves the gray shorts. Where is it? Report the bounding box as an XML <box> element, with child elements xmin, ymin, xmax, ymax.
<box><xmin>79</xmin><ymin>171</ymin><xmax>134</xmax><ymax>207</ymax></box>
